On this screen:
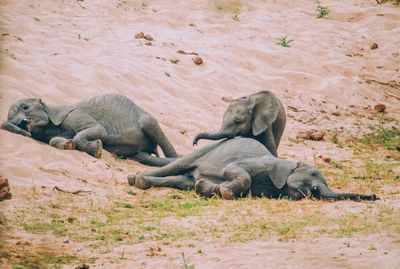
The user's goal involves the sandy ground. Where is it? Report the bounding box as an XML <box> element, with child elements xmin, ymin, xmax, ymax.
<box><xmin>0</xmin><ymin>0</ymin><xmax>399</xmax><ymax>268</ymax></box>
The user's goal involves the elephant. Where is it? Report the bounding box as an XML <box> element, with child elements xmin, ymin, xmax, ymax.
<box><xmin>128</xmin><ymin>138</ymin><xmax>378</xmax><ymax>201</ymax></box>
<box><xmin>1</xmin><ymin>94</ymin><xmax>178</xmax><ymax>166</ymax></box>
<box><xmin>193</xmin><ymin>90</ymin><xmax>286</xmax><ymax>157</ymax></box>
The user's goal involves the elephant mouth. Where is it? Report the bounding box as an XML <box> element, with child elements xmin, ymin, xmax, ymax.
<box><xmin>17</xmin><ymin>119</ymin><xmax>29</xmax><ymax>130</ymax></box>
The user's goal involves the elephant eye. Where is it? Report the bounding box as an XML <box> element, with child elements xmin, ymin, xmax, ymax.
<box><xmin>21</xmin><ymin>105</ymin><xmax>29</xmax><ymax>110</ymax></box>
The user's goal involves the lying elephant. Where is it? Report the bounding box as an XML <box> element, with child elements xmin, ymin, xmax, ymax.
<box><xmin>128</xmin><ymin>138</ymin><xmax>377</xmax><ymax>201</ymax></box>
<box><xmin>2</xmin><ymin>94</ymin><xmax>178</xmax><ymax>166</ymax></box>
<box><xmin>193</xmin><ymin>91</ymin><xmax>286</xmax><ymax>157</ymax></box>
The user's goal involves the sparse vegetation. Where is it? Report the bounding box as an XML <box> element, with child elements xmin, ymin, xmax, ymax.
<box><xmin>181</xmin><ymin>252</ymin><xmax>195</xmax><ymax>269</ymax></box>
<box><xmin>361</xmin><ymin>125</ymin><xmax>399</xmax><ymax>150</ymax></box>
<box><xmin>276</xmin><ymin>35</ymin><xmax>293</xmax><ymax>47</ymax></box>
<box><xmin>315</xmin><ymin>0</ymin><xmax>329</xmax><ymax>18</ymax></box>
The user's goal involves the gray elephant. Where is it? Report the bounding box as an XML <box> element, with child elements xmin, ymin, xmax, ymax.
<box><xmin>128</xmin><ymin>138</ymin><xmax>377</xmax><ymax>201</ymax></box>
<box><xmin>2</xmin><ymin>94</ymin><xmax>178</xmax><ymax>166</ymax></box>
<box><xmin>193</xmin><ymin>90</ymin><xmax>286</xmax><ymax>157</ymax></box>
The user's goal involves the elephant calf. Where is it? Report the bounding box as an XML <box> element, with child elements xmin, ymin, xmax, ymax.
<box><xmin>193</xmin><ymin>90</ymin><xmax>286</xmax><ymax>157</ymax></box>
<box><xmin>2</xmin><ymin>94</ymin><xmax>178</xmax><ymax>166</ymax></box>
<box><xmin>128</xmin><ymin>138</ymin><xmax>377</xmax><ymax>201</ymax></box>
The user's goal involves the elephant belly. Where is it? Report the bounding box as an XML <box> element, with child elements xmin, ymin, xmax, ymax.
<box><xmin>103</xmin><ymin>144</ymin><xmax>141</xmax><ymax>157</ymax></box>
<box><xmin>103</xmin><ymin>130</ymin><xmax>156</xmax><ymax>156</ymax></box>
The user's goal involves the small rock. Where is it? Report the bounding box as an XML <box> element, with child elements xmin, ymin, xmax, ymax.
<box><xmin>164</xmin><ymin>72</ymin><xmax>170</xmax><ymax>77</ymax></box>
<box><xmin>192</xmin><ymin>56</ymin><xmax>203</xmax><ymax>65</ymax></box>
<box><xmin>374</xmin><ymin>103</ymin><xmax>386</xmax><ymax>113</ymax></box>
<box><xmin>177</xmin><ymin>49</ymin><xmax>186</xmax><ymax>54</ymax></box>
<box><xmin>370</xmin><ymin>43</ymin><xmax>379</xmax><ymax>50</ymax></box>
<box><xmin>310</xmin><ymin>131</ymin><xmax>325</xmax><ymax>141</ymax></box>
<box><xmin>296</xmin><ymin>130</ymin><xmax>325</xmax><ymax>141</ymax></box>
<box><xmin>332</xmin><ymin>111</ymin><xmax>341</xmax><ymax>116</ymax></box>
<box><xmin>170</xmin><ymin>58</ymin><xmax>179</xmax><ymax>64</ymax></box>
<box><xmin>321</xmin><ymin>156</ymin><xmax>331</xmax><ymax>163</ymax></box>
<box><xmin>145</xmin><ymin>42</ymin><xmax>152</xmax><ymax>46</ymax></box>
<box><xmin>63</xmin><ymin>239</ymin><xmax>70</xmax><ymax>243</ymax></box>
<box><xmin>67</xmin><ymin>217</ymin><xmax>75</xmax><ymax>223</ymax></box>
<box><xmin>144</xmin><ymin>34</ymin><xmax>153</xmax><ymax>41</ymax></box>
<box><xmin>0</xmin><ymin>177</ymin><xmax>12</xmax><ymax>201</ymax></box>
<box><xmin>134</xmin><ymin>32</ymin><xmax>144</xmax><ymax>39</ymax></box>
<box><xmin>75</xmin><ymin>264</ymin><xmax>89</xmax><ymax>269</ymax></box>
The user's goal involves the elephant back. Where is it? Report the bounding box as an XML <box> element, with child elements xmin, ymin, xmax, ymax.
<box><xmin>78</xmin><ymin>94</ymin><xmax>143</xmax><ymax>134</ymax></box>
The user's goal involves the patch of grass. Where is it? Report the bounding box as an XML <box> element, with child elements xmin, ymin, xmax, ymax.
<box><xmin>360</xmin><ymin>126</ymin><xmax>399</xmax><ymax>150</ymax></box>
<box><xmin>330</xmin><ymin>160</ymin><xmax>343</xmax><ymax>169</ymax></box>
<box><xmin>189</xmin><ymin>23</ymin><xmax>197</xmax><ymax>27</ymax></box>
<box><xmin>330</xmin><ymin>135</ymin><xmax>343</xmax><ymax>148</ymax></box>
<box><xmin>276</xmin><ymin>35</ymin><xmax>293</xmax><ymax>47</ymax></box>
<box><xmin>315</xmin><ymin>0</ymin><xmax>329</xmax><ymax>18</ymax></box>
<box><xmin>127</xmin><ymin>190</ymin><xmax>136</xmax><ymax>196</ymax></box>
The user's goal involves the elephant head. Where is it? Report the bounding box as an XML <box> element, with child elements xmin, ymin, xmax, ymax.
<box><xmin>267</xmin><ymin>160</ymin><xmax>378</xmax><ymax>201</ymax></box>
<box><xmin>2</xmin><ymin>98</ymin><xmax>75</xmax><ymax>136</ymax></box>
<box><xmin>193</xmin><ymin>91</ymin><xmax>281</xmax><ymax>145</ymax></box>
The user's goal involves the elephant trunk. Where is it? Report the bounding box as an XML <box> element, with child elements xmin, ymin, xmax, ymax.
<box><xmin>312</xmin><ymin>184</ymin><xmax>378</xmax><ymax>201</ymax></box>
<box><xmin>193</xmin><ymin>131</ymin><xmax>233</xmax><ymax>145</ymax></box>
<box><xmin>1</xmin><ymin>120</ymin><xmax>31</xmax><ymax>137</ymax></box>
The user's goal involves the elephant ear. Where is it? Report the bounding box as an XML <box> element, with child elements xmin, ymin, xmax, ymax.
<box><xmin>251</xmin><ymin>91</ymin><xmax>280</xmax><ymax>136</ymax></box>
<box><xmin>268</xmin><ymin>160</ymin><xmax>298</xmax><ymax>189</ymax></box>
<box><xmin>41</xmin><ymin>100</ymin><xmax>76</xmax><ymax>126</ymax></box>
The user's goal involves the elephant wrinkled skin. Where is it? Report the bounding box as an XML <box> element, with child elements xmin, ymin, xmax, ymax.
<box><xmin>193</xmin><ymin>90</ymin><xmax>286</xmax><ymax>157</ymax></box>
<box><xmin>128</xmin><ymin>138</ymin><xmax>378</xmax><ymax>201</ymax></box>
<box><xmin>2</xmin><ymin>94</ymin><xmax>178</xmax><ymax>166</ymax></box>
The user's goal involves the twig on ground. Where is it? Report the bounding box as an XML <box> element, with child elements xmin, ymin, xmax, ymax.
<box><xmin>53</xmin><ymin>186</ymin><xmax>93</xmax><ymax>195</ymax></box>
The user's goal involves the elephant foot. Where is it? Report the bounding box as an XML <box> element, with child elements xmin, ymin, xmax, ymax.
<box><xmin>219</xmin><ymin>187</ymin><xmax>233</xmax><ymax>200</ymax></box>
<box><xmin>61</xmin><ymin>140</ymin><xmax>76</xmax><ymax>150</ymax></box>
<box><xmin>127</xmin><ymin>175</ymin><xmax>151</xmax><ymax>190</ymax></box>
<box><xmin>127</xmin><ymin>175</ymin><xmax>136</xmax><ymax>186</ymax></box>
<box><xmin>94</xmin><ymin>140</ymin><xmax>103</xmax><ymax>158</ymax></box>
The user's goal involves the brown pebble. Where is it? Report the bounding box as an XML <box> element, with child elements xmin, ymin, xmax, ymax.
<box><xmin>370</xmin><ymin>43</ymin><xmax>379</xmax><ymax>50</ymax></box>
<box><xmin>0</xmin><ymin>177</ymin><xmax>11</xmax><ymax>201</ymax></box>
<box><xmin>321</xmin><ymin>156</ymin><xmax>331</xmax><ymax>163</ymax></box>
<box><xmin>332</xmin><ymin>111</ymin><xmax>341</xmax><ymax>116</ymax></box>
<box><xmin>177</xmin><ymin>49</ymin><xmax>186</xmax><ymax>54</ymax></box>
<box><xmin>144</xmin><ymin>34</ymin><xmax>153</xmax><ymax>41</ymax></box>
<box><xmin>164</xmin><ymin>72</ymin><xmax>170</xmax><ymax>77</ymax></box>
<box><xmin>310</xmin><ymin>131</ymin><xmax>325</xmax><ymax>141</ymax></box>
<box><xmin>134</xmin><ymin>32</ymin><xmax>144</xmax><ymax>39</ymax></box>
<box><xmin>297</xmin><ymin>130</ymin><xmax>325</xmax><ymax>141</ymax></box>
<box><xmin>374</xmin><ymin>103</ymin><xmax>386</xmax><ymax>113</ymax></box>
<box><xmin>193</xmin><ymin>56</ymin><xmax>203</xmax><ymax>65</ymax></box>
<box><xmin>145</xmin><ymin>42</ymin><xmax>152</xmax><ymax>46</ymax></box>
<box><xmin>170</xmin><ymin>58</ymin><xmax>179</xmax><ymax>64</ymax></box>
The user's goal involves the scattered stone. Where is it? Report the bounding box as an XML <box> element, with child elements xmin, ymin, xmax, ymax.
<box><xmin>63</xmin><ymin>239</ymin><xmax>70</xmax><ymax>243</ymax></box>
<box><xmin>145</xmin><ymin>42</ymin><xmax>152</xmax><ymax>46</ymax></box>
<box><xmin>0</xmin><ymin>177</ymin><xmax>11</xmax><ymax>201</ymax></box>
<box><xmin>222</xmin><ymin>96</ymin><xmax>233</xmax><ymax>103</ymax></box>
<box><xmin>374</xmin><ymin>103</ymin><xmax>386</xmax><ymax>113</ymax></box>
<box><xmin>370</xmin><ymin>43</ymin><xmax>379</xmax><ymax>50</ymax></box>
<box><xmin>134</xmin><ymin>32</ymin><xmax>144</xmax><ymax>39</ymax></box>
<box><xmin>75</xmin><ymin>264</ymin><xmax>89</xmax><ymax>269</ymax></box>
<box><xmin>143</xmin><ymin>34</ymin><xmax>153</xmax><ymax>41</ymax></box>
<box><xmin>146</xmin><ymin>246</ymin><xmax>162</xmax><ymax>257</ymax></box>
<box><xmin>67</xmin><ymin>217</ymin><xmax>76</xmax><ymax>223</ymax></box>
<box><xmin>193</xmin><ymin>56</ymin><xmax>203</xmax><ymax>65</ymax></box>
<box><xmin>170</xmin><ymin>58</ymin><xmax>179</xmax><ymax>64</ymax></box>
<box><xmin>177</xmin><ymin>49</ymin><xmax>186</xmax><ymax>54</ymax></box>
<box><xmin>321</xmin><ymin>155</ymin><xmax>331</xmax><ymax>163</ymax></box>
<box><xmin>164</xmin><ymin>72</ymin><xmax>170</xmax><ymax>77</ymax></box>
<box><xmin>332</xmin><ymin>111</ymin><xmax>341</xmax><ymax>116</ymax></box>
<box><xmin>296</xmin><ymin>130</ymin><xmax>325</xmax><ymax>141</ymax></box>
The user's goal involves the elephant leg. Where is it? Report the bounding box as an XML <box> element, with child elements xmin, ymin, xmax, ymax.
<box><xmin>127</xmin><ymin>156</ymin><xmax>192</xmax><ymax>186</ymax></box>
<box><xmin>131</xmin><ymin>151</ymin><xmax>177</xmax><ymax>167</ymax></box>
<box><xmin>194</xmin><ymin>177</ymin><xmax>221</xmax><ymax>198</ymax></box>
<box><xmin>261</xmin><ymin>127</ymin><xmax>277</xmax><ymax>157</ymax></box>
<box><xmin>219</xmin><ymin>163</ymin><xmax>252</xmax><ymax>199</ymax></box>
<box><xmin>132</xmin><ymin>174</ymin><xmax>195</xmax><ymax>190</ymax></box>
<box><xmin>49</xmin><ymin>137</ymin><xmax>76</xmax><ymax>150</ymax></box>
<box><xmin>142</xmin><ymin>119</ymin><xmax>178</xmax><ymax>158</ymax></box>
<box><xmin>73</xmin><ymin>125</ymin><xmax>107</xmax><ymax>158</ymax></box>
